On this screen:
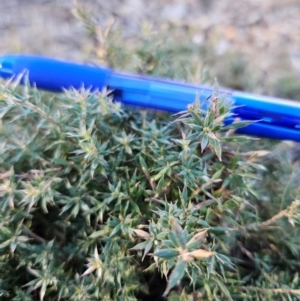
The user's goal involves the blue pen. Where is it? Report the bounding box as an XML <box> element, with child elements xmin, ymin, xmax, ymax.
<box><xmin>0</xmin><ymin>54</ymin><xmax>300</xmax><ymax>141</ymax></box>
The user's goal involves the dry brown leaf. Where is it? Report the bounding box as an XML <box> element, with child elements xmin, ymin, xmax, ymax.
<box><xmin>188</xmin><ymin>230</ymin><xmax>208</xmax><ymax>243</ymax></box>
<box><xmin>133</xmin><ymin>229</ymin><xmax>151</xmax><ymax>240</ymax></box>
<box><xmin>189</xmin><ymin>249</ymin><xmax>214</xmax><ymax>259</ymax></box>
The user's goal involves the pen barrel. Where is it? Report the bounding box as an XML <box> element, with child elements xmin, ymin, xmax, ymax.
<box><xmin>0</xmin><ymin>55</ymin><xmax>111</xmax><ymax>92</ymax></box>
<box><xmin>107</xmin><ymin>73</ymin><xmax>300</xmax><ymax>141</ymax></box>
<box><xmin>108</xmin><ymin>72</ymin><xmax>217</xmax><ymax>112</ymax></box>
<box><xmin>1</xmin><ymin>54</ymin><xmax>300</xmax><ymax>141</ymax></box>
<box><xmin>233</xmin><ymin>92</ymin><xmax>300</xmax><ymax>130</ymax></box>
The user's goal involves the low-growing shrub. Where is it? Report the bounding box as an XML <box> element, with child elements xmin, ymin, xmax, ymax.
<box><xmin>0</xmin><ymin>77</ymin><xmax>300</xmax><ymax>301</ymax></box>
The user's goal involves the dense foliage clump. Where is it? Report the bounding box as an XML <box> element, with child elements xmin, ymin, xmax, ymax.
<box><xmin>0</xmin><ymin>75</ymin><xmax>300</xmax><ymax>301</ymax></box>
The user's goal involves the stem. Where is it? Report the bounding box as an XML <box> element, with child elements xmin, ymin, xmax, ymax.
<box><xmin>12</xmin><ymin>96</ymin><xmax>61</xmax><ymax>129</ymax></box>
<box><xmin>188</xmin><ymin>199</ymin><xmax>216</xmax><ymax>212</ymax></box>
<box><xmin>255</xmin><ymin>210</ymin><xmax>288</xmax><ymax>228</ymax></box>
<box><xmin>192</xmin><ymin>179</ymin><xmax>222</xmax><ymax>197</ymax></box>
<box><xmin>153</xmin><ymin>179</ymin><xmax>172</xmax><ymax>199</ymax></box>
<box><xmin>245</xmin><ymin>209</ymin><xmax>288</xmax><ymax>231</ymax></box>
<box><xmin>242</xmin><ymin>286</ymin><xmax>300</xmax><ymax>295</ymax></box>
<box><xmin>22</xmin><ymin>225</ymin><xmax>47</xmax><ymax>244</ymax></box>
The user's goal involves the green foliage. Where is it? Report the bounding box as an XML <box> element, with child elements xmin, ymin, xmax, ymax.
<box><xmin>1</xmin><ymin>6</ymin><xmax>300</xmax><ymax>301</ymax></box>
<box><xmin>1</xmin><ymin>76</ymin><xmax>300</xmax><ymax>301</ymax></box>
